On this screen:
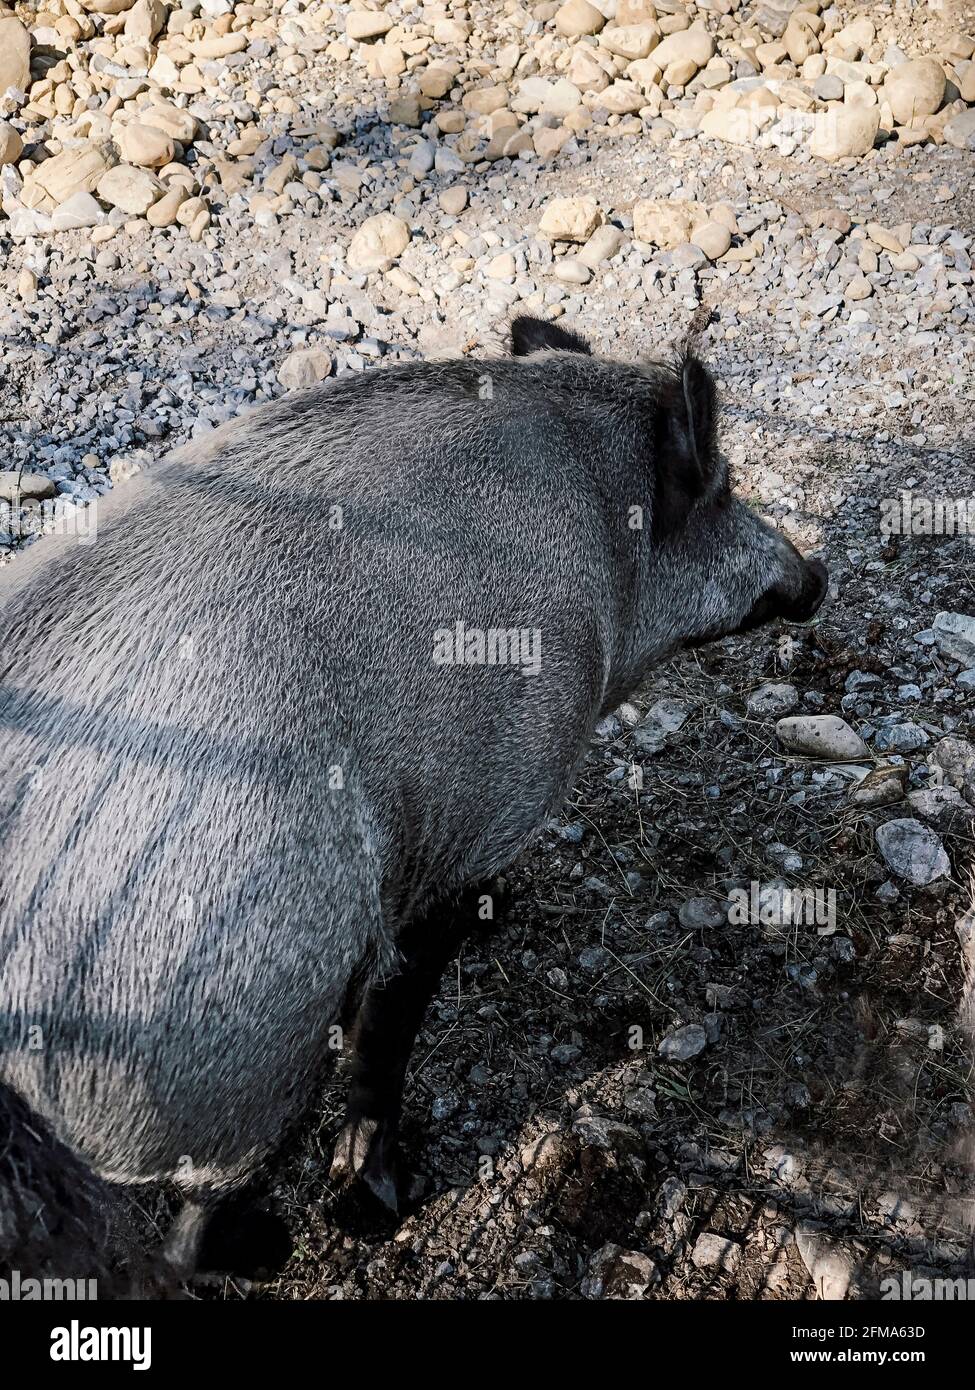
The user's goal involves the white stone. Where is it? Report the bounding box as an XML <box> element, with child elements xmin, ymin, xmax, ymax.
<box><xmin>650</xmin><ymin>28</ymin><xmax>714</xmax><ymax>73</ymax></box>
<box><xmin>875</xmin><ymin>819</ymin><xmax>950</xmax><ymax>886</ymax></box>
<box><xmin>884</xmin><ymin>57</ymin><xmax>946</xmax><ymax>125</ymax></box>
<box><xmin>142</xmin><ymin>103</ymin><xmax>199</xmax><ymax>143</ymax></box>
<box><xmin>0</xmin><ymin>17</ymin><xmax>31</xmax><ymax>98</ymax></box>
<box><xmin>538</xmin><ymin>196</ymin><xmax>603</xmax><ymax>243</ymax></box>
<box><xmin>23</xmin><ymin>142</ymin><xmax>117</xmax><ymax>212</ymax></box>
<box><xmin>692</xmin><ymin>221</ymin><xmax>731</xmax><ymax>260</ymax></box>
<box><xmin>554</xmin><ymin>0</ymin><xmax>605</xmax><ymax>39</ymax></box>
<box><xmin>277</xmin><ymin>348</ymin><xmax>332</xmax><ymax>391</ymax></box>
<box><xmin>347</xmin><ymin>213</ymin><xmax>411</xmax><ymax>272</ymax></box>
<box><xmin>599</xmin><ymin>24</ymin><xmax>660</xmax><ymax>62</ymax></box>
<box><xmin>95</xmin><ymin>163</ymin><xmax>163</xmax><ymax>215</ymax></box>
<box><xmin>50</xmin><ymin>190</ymin><xmax>105</xmax><ymax>231</ymax></box>
<box><xmin>775</xmin><ymin>715</ymin><xmax>869</xmax><ymax>761</ymax></box>
<box><xmin>553</xmin><ymin>258</ymin><xmax>591</xmax><ymax>284</ymax></box>
<box><xmin>632</xmin><ymin>198</ymin><xmax>703</xmax><ymax>249</ymax></box>
<box><xmin>117</xmin><ymin>123</ymin><xmax>176</xmax><ymax>169</ymax></box>
<box><xmin>0</xmin><ymin>121</ymin><xmax>23</xmax><ymax>166</ymax></box>
<box><xmin>944</xmin><ymin>109</ymin><xmax>975</xmax><ymax>150</ymax></box>
<box><xmin>578</xmin><ymin>224</ymin><xmax>624</xmax><ymax>267</ymax></box>
<box><xmin>809</xmin><ymin>105</ymin><xmax>879</xmax><ymax>159</ymax></box>
<box><xmin>346</xmin><ymin>12</ymin><xmax>392</xmax><ymax>42</ymax></box>
<box><xmin>933</xmin><ymin>612</ymin><xmax>975</xmax><ymax>666</ymax></box>
<box><xmin>599</xmin><ymin>81</ymin><xmax>646</xmax><ymax>114</ymax></box>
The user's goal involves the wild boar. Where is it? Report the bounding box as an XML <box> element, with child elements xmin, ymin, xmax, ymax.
<box><xmin>0</xmin><ymin>317</ymin><xmax>827</xmax><ymax>1281</ymax></box>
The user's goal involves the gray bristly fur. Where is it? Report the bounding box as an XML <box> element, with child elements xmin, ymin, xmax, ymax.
<box><xmin>0</xmin><ymin>333</ymin><xmax>826</xmax><ymax>1274</ymax></box>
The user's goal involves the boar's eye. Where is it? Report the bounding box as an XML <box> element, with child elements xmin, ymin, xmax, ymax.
<box><xmin>510</xmin><ymin>315</ymin><xmax>592</xmax><ymax>356</ymax></box>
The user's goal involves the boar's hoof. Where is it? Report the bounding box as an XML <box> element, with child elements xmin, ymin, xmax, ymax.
<box><xmin>143</xmin><ymin>1201</ymin><xmax>210</xmax><ymax>1296</ymax></box>
<box><xmin>330</xmin><ymin>1114</ymin><xmax>402</xmax><ymax>1214</ymax></box>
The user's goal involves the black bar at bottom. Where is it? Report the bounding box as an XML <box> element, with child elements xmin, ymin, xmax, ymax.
<box><xmin>0</xmin><ymin>1296</ymin><xmax>967</xmax><ymax>1376</ymax></box>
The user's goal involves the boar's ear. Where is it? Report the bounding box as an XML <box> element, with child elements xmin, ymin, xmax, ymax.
<box><xmin>654</xmin><ymin>350</ymin><xmax>722</xmax><ymax>524</ymax></box>
<box><xmin>510</xmin><ymin>315</ymin><xmax>592</xmax><ymax>357</ymax></box>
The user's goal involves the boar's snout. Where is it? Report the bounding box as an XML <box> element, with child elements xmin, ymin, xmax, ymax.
<box><xmin>785</xmin><ymin>555</ymin><xmax>829</xmax><ymax>624</ymax></box>
<box><xmin>709</xmin><ymin>541</ymin><xmax>830</xmax><ymax>648</ymax></box>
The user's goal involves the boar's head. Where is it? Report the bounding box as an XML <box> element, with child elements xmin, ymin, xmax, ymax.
<box><xmin>511</xmin><ymin>316</ymin><xmax>829</xmax><ymax>689</ymax></box>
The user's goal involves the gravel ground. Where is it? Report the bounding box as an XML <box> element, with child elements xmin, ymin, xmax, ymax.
<box><xmin>1</xmin><ymin>0</ymin><xmax>974</xmax><ymax>1300</ymax></box>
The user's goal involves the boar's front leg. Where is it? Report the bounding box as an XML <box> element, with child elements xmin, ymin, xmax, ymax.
<box><xmin>330</xmin><ymin>880</ymin><xmax>503</xmax><ymax>1213</ymax></box>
